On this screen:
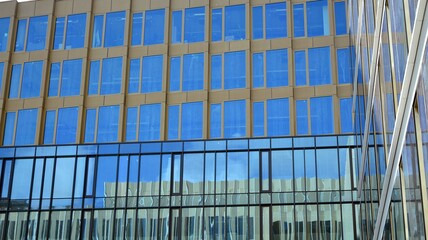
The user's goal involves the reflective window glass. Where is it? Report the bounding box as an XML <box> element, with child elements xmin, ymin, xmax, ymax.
<box><xmin>294</xmin><ymin>50</ymin><xmax>306</xmax><ymax>86</ymax></box>
<box><xmin>53</xmin><ymin>158</ymin><xmax>75</xmax><ymax>198</ymax></box>
<box><xmin>317</xmin><ymin>149</ymin><xmax>339</xmax><ymax>190</ymax></box>
<box><xmin>11</xmin><ymin>159</ymin><xmax>33</xmax><ymax>199</ymax></box>
<box><xmin>183</xmin><ymin>53</ymin><xmax>204</xmax><ymax>91</ymax></box>
<box><xmin>129</xmin><ymin>58</ymin><xmax>140</xmax><ymax>93</ymax></box>
<box><xmin>95</xmin><ymin>156</ymin><xmax>117</xmax><ymax>198</ymax></box>
<box><xmin>97</xmin><ymin>105</ymin><xmax>119</xmax><ymax>143</ymax></box>
<box><xmin>224</xmin><ymin>100</ymin><xmax>246</xmax><ymax>138</ymax></box>
<box><xmin>3</xmin><ymin>112</ymin><xmax>15</xmax><ymax>145</ymax></box>
<box><xmin>171</xmin><ymin>11</ymin><xmax>182</xmax><ymax>44</ymax></box>
<box><xmin>26</xmin><ymin>16</ymin><xmax>48</xmax><ymax>51</ymax></box>
<box><xmin>181</xmin><ymin>102</ymin><xmax>203</xmax><ymax>139</ymax></box>
<box><xmin>48</xmin><ymin>63</ymin><xmax>60</xmax><ymax>97</ymax></box>
<box><xmin>296</xmin><ymin>100</ymin><xmax>308</xmax><ymax>134</ymax></box>
<box><xmin>307</xmin><ymin>1</ymin><xmax>329</xmax><ymax>37</ymax></box>
<box><xmin>266</xmin><ymin>2</ymin><xmax>287</xmax><ymax>39</ymax></box>
<box><xmin>266</xmin><ymin>49</ymin><xmax>288</xmax><ymax>87</ymax></box>
<box><xmin>84</xmin><ymin>109</ymin><xmax>96</xmax><ymax>142</ymax></box>
<box><xmin>92</xmin><ymin>15</ymin><xmax>103</xmax><ymax>48</ymax></box>
<box><xmin>340</xmin><ymin>98</ymin><xmax>353</xmax><ymax>133</ymax></box>
<box><xmin>131</xmin><ymin>13</ymin><xmax>143</xmax><ymax>46</ymax></box>
<box><xmin>142</xmin><ymin>55</ymin><xmax>163</xmax><ymax>93</ymax></box>
<box><xmin>44</xmin><ymin>110</ymin><xmax>55</xmax><ymax>144</ymax></box>
<box><xmin>183</xmin><ymin>154</ymin><xmax>204</xmax><ymax>194</ymax></box>
<box><xmin>15</xmin><ymin>108</ymin><xmax>38</xmax><ymax>145</ymax></box>
<box><xmin>225</xmin><ymin>5</ymin><xmax>245</xmax><ymax>41</ymax></box>
<box><xmin>65</xmin><ymin>13</ymin><xmax>86</xmax><ymax>49</ymax></box>
<box><xmin>168</xmin><ymin>105</ymin><xmax>179</xmax><ymax>140</ymax></box>
<box><xmin>309</xmin><ymin>47</ymin><xmax>331</xmax><ymax>85</ymax></box>
<box><xmin>60</xmin><ymin>59</ymin><xmax>82</xmax><ymax>97</ymax></box>
<box><xmin>293</xmin><ymin>4</ymin><xmax>304</xmax><ymax>37</ymax></box>
<box><xmin>310</xmin><ymin>96</ymin><xmax>333</xmax><ymax>134</ymax></box>
<box><xmin>101</xmin><ymin>57</ymin><xmax>122</xmax><ymax>95</ymax></box>
<box><xmin>53</xmin><ymin>17</ymin><xmax>65</xmax><ymax>50</ymax></box>
<box><xmin>0</xmin><ymin>17</ymin><xmax>10</xmax><ymax>52</ymax></box>
<box><xmin>126</xmin><ymin>107</ymin><xmax>137</xmax><ymax>141</ymax></box>
<box><xmin>210</xmin><ymin>55</ymin><xmax>222</xmax><ymax>89</ymax></box>
<box><xmin>210</xmin><ymin>103</ymin><xmax>221</xmax><ymax>138</ymax></box>
<box><xmin>252</xmin><ymin>6</ymin><xmax>263</xmax><ymax>39</ymax></box>
<box><xmin>88</xmin><ymin>60</ymin><xmax>100</xmax><ymax>95</ymax></box>
<box><xmin>211</xmin><ymin>8</ymin><xmax>222</xmax><ymax>41</ymax></box>
<box><xmin>253</xmin><ymin>101</ymin><xmax>264</xmax><ymax>136</ymax></box>
<box><xmin>227</xmin><ymin>152</ymin><xmax>248</xmax><ymax>193</ymax></box>
<box><xmin>139</xmin><ymin>103</ymin><xmax>161</xmax><ymax>141</ymax></box>
<box><xmin>272</xmin><ymin>150</ymin><xmax>293</xmax><ymax>192</ymax></box>
<box><xmin>56</xmin><ymin>107</ymin><xmax>78</xmax><ymax>144</ymax></box>
<box><xmin>140</xmin><ymin>155</ymin><xmax>160</xmax><ymax>196</ymax></box>
<box><xmin>20</xmin><ymin>61</ymin><xmax>43</xmax><ymax>98</ymax></box>
<box><xmin>14</xmin><ymin>19</ymin><xmax>27</xmax><ymax>51</ymax></box>
<box><xmin>334</xmin><ymin>2</ymin><xmax>347</xmax><ymax>35</ymax></box>
<box><xmin>337</xmin><ymin>48</ymin><xmax>352</xmax><ymax>84</ymax></box>
<box><xmin>267</xmin><ymin>98</ymin><xmax>289</xmax><ymax>136</ymax></box>
<box><xmin>224</xmin><ymin>51</ymin><xmax>245</xmax><ymax>89</ymax></box>
<box><xmin>144</xmin><ymin>9</ymin><xmax>165</xmax><ymax>45</ymax></box>
<box><xmin>252</xmin><ymin>53</ymin><xmax>264</xmax><ymax>88</ymax></box>
<box><xmin>184</xmin><ymin>7</ymin><xmax>205</xmax><ymax>43</ymax></box>
<box><xmin>169</xmin><ymin>57</ymin><xmax>181</xmax><ymax>91</ymax></box>
<box><xmin>104</xmin><ymin>11</ymin><xmax>125</xmax><ymax>47</ymax></box>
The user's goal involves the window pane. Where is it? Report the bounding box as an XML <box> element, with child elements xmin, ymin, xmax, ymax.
<box><xmin>129</xmin><ymin>58</ymin><xmax>140</xmax><ymax>93</ymax></box>
<box><xmin>224</xmin><ymin>51</ymin><xmax>245</xmax><ymax>89</ymax></box>
<box><xmin>48</xmin><ymin>63</ymin><xmax>60</xmax><ymax>97</ymax></box>
<box><xmin>294</xmin><ymin>50</ymin><xmax>306</xmax><ymax>86</ymax></box>
<box><xmin>101</xmin><ymin>57</ymin><xmax>122</xmax><ymax>95</ymax></box>
<box><xmin>131</xmin><ymin>13</ymin><xmax>143</xmax><ymax>46</ymax></box>
<box><xmin>252</xmin><ymin>6</ymin><xmax>263</xmax><ymax>39</ymax></box>
<box><xmin>53</xmin><ymin>17</ymin><xmax>65</xmax><ymax>49</ymax></box>
<box><xmin>211</xmin><ymin>55</ymin><xmax>222</xmax><ymax>89</ymax></box>
<box><xmin>21</xmin><ymin>61</ymin><xmax>43</xmax><ymax>98</ymax></box>
<box><xmin>144</xmin><ymin>9</ymin><xmax>165</xmax><ymax>45</ymax></box>
<box><xmin>88</xmin><ymin>60</ymin><xmax>100</xmax><ymax>95</ymax></box>
<box><xmin>181</xmin><ymin>102</ymin><xmax>203</xmax><ymax>139</ymax></box>
<box><xmin>126</xmin><ymin>107</ymin><xmax>137</xmax><ymax>141</ymax></box>
<box><xmin>310</xmin><ymin>96</ymin><xmax>333</xmax><ymax>134</ymax></box>
<box><xmin>252</xmin><ymin>53</ymin><xmax>264</xmax><ymax>88</ymax></box>
<box><xmin>293</xmin><ymin>4</ymin><xmax>305</xmax><ymax>37</ymax></box>
<box><xmin>183</xmin><ymin>53</ymin><xmax>204</xmax><ymax>91</ymax></box>
<box><xmin>92</xmin><ymin>15</ymin><xmax>103</xmax><ymax>48</ymax></box>
<box><xmin>171</xmin><ymin>11</ymin><xmax>182</xmax><ymax>44</ymax></box>
<box><xmin>84</xmin><ymin>109</ymin><xmax>96</xmax><ymax>143</ymax></box>
<box><xmin>9</xmin><ymin>64</ymin><xmax>21</xmax><ymax>98</ymax></box>
<box><xmin>60</xmin><ymin>59</ymin><xmax>82</xmax><ymax>97</ymax></box>
<box><xmin>296</xmin><ymin>100</ymin><xmax>308</xmax><ymax>134</ymax></box>
<box><xmin>44</xmin><ymin>110</ymin><xmax>55</xmax><ymax>144</ymax></box>
<box><xmin>227</xmin><ymin>152</ymin><xmax>248</xmax><ymax>193</ymax></box>
<box><xmin>183</xmin><ymin>154</ymin><xmax>204</xmax><ymax>194</ymax></box>
<box><xmin>168</xmin><ymin>105</ymin><xmax>179</xmax><ymax>140</ymax></box>
<box><xmin>169</xmin><ymin>56</ymin><xmax>181</xmax><ymax>91</ymax></box>
<box><xmin>266</xmin><ymin>2</ymin><xmax>287</xmax><ymax>39</ymax></box>
<box><xmin>307</xmin><ymin>1</ymin><xmax>329</xmax><ymax>37</ymax></box>
<box><xmin>0</xmin><ymin>17</ymin><xmax>10</xmax><ymax>52</ymax></box>
<box><xmin>97</xmin><ymin>105</ymin><xmax>119</xmax><ymax>142</ymax></box>
<box><xmin>53</xmin><ymin>158</ymin><xmax>75</xmax><ymax>198</ymax></box>
<box><xmin>224</xmin><ymin>100</ymin><xmax>246</xmax><ymax>138</ymax></box>
<box><xmin>56</xmin><ymin>107</ymin><xmax>78</xmax><ymax>144</ymax></box>
<box><xmin>96</xmin><ymin>156</ymin><xmax>117</xmax><ymax>198</ymax></box>
<box><xmin>3</xmin><ymin>112</ymin><xmax>15</xmax><ymax>145</ymax></box>
<box><xmin>210</xmin><ymin>104</ymin><xmax>221</xmax><ymax>138</ymax></box>
<box><xmin>253</xmin><ymin>101</ymin><xmax>264</xmax><ymax>136</ymax></box>
<box><xmin>15</xmin><ymin>19</ymin><xmax>27</xmax><ymax>52</ymax></box>
<box><xmin>104</xmin><ymin>11</ymin><xmax>125</xmax><ymax>47</ymax></box>
<box><xmin>140</xmin><ymin>155</ymin><xmax>160</xmax><ymax>196</ymax></box>
<box><xmin>266</xmin><ymin>49</ymin><xmax>288</xmax><ymax>87</ymax></box>
<box><xmin>337</xmin><ymin>48</ymin><xmax>352</xmax><ymax>84</ymax></box>
<box><xmin>225</xmin><ymin>5</ymin><xmax>245</xmax><ymax>41</ymax></box>
<box><xmin>65</xmin><ymin>13</ymin><xmax>86</xmax><ymax>49</ymax></box>
<box><xmin>211</xmin><ymin>8</ymin><xmax>222</xmax><ymax>41</ymax></box>
<box><xmin>11</xmin><ymin>159</ymin><xmax>33</xmax><ymax>199</ymax></box>
<box><xmin>184</xmin><ymin>7</ymin><xmax>205</xmax><ymax>43</ymax></box>
<box><xmin>317</xmin><ymin>149</ymin><xmax>339</xmax><ymax>190</ymax></box>
<box><xmin>340</xmin><ymin>98</ymin><xmax>353</xmax><ymax>133</ymax></box>
<box><xmin>334</xmin><ymin>2</ymin><xmax>347</xmax><ymax>35</ymax></box>
<box><xmin>15</xmin><ymin>108</ymin><xmax>38</xmax><ymax>145</ymax></box>
<box><xmin>142</xmin><ymin>55</ymin><xmax>163</xmax><ymax>93</ymax></box>
<box><xmin>309</xmin><ymin>47</ymin><xmax>331</xmax><ymax>85</ymax></box>
<box><xmin>139</xmin><ymin>103</ymin><xmax>161</xmax><ymax>141</ymax></box>
<box><xmin>26</xmin><ymin>16</ymin><xmax>48</xmax><ymax>51</ymax></box>
<box><xmin>267</xmin><ymin>98</ymin><xmax>289</xmax><ymax>136</ymax></box>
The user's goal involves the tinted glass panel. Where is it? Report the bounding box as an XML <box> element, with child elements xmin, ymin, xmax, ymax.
<box><xmin>183</xmin><ymin>53</ymin><xmax>204</xmax><ymax>91</ymax></box>
<box><xmin>15</xmin><ymin>108</ymin><xmax>38</xmax><ymax>145</ymax></box>
<box><xmin>53</xmin><ymin>158</ymin><xmax>75</xmax><ymax>199</ymax></box>
<box><xmin>294</xmin><ymin>50</ymin><xmax>306</xmax><ymax>86</ymax></box>
<box><xmin>11</xmin><ymin>159</ymin><xmax>33</xmax><ymax>199</ymax></box>
<box><xmin>15</xmin><ymin>19</ymin><xmax>26</xmax><ymax>51</ymax></box>
<box><xmin>84</xmin><ymin>109</ymin><xmax>96</xmax><ymax>142</ymax></box>
<box><xmin>340</xmin><ymin>98</ymin><xmax>353</xmax><ymax>133</ymax></box>
<box><xmin>21</xmin><ymin>61</ymin><xmax>43</xmax><ymax>98</ymax></box>
<box><xmin>172</xmin><ymin>11</ymin><xmax>182</xmax><ymax>43</ymax></box>
<box><xmin>101</xmin><ymin>57</ymin><xmax>122</xmax><ymax>95</ymax></box>
<box><xmin>211</xmin><ymin>9</ymin><xmax>222</xmax><ymax>41</ymax></box>
<box><xmin>266</xmin><ymin>2</ymin><xmax>287</xmax><ymax>39</ymax></box>
<box><xmin>97</xmin><ymin>105</ymin><xmax>119</xmax><ymax>143</ymax></box>
<box><xmin>131</xmin><ymin>13</ymin><xmax>143</xmax><ymax>46</ymax></box>
<box><xmin>3</xmin><ymin>112</ymin><xmax>16</xmax><ymax>145</ymax></box>
<box><xmin>293</xmin><ymin>4</ymin><xmax>304</xmax><ymax>37</ymax></box>
<box><xmin>181</xmin><ymin>102</ymin><xmax>203</xmax><ymax>139</ymax></box>
<box><xmin>65</xmin><ymin>13</ymin><xmax>86</xmax><ymax>49</ymax></box>
<box><xmin>168</xmin><ymin>105</ymin><xmax>179</xmax><ymax>140</ymax></box>
<box><xmin>129</xmin><ymin>58</ymin><xmax>140</xmax><ymax>93</ymax></box>
<box><xmin>104</xmin><ymin>11</ymin><xmax>125</xmax><ymax>47</ymax></box>
<box><xmin>44</xmin><ymin>110</ymin><xmax>55</xmax><ymax>144</ymax></box>
<box><xmin>211</xmin><ymin>55</ymin><xmax>222</xmax><ymax>89</ymax></box>
<box><xmin>337</xmin><ymin>48</ymin><xmax>352</xmax><ymax>84</ymax></box>
<box><xmin>267</xmin><ymin>98</ymin><xmax>289</xmax><ymax>136</ymax></box>
<box><xmin>253</xmin><ymin>102</ymin><xmax>264</xmax><ymax>136</ymax></box>
<box><xmin>307</xmin><ymin>1</ymin><xmax>329</xmax><ymax>37</ymax></box>
<box><xmin>48</xmin><ymin>63</ymin><xmax>60</xmax><ymax>97</ymax></box>
<box><xmin>210</xmin><ymin>104</ymin><xmax>221</xmax><ymax>138</ymax></box>
<box><xmin>142</xmin><ymin>55</ymin><xmax>163</xmax><ymax>93</ymax></box>
<box><xmin>224</xmin><ymin>51</ymin><xmax>245</xmax><ymax>89</ymax></box>
<box><xmin>169</xmin><ymin>57</ymin><xmax>180</xmax><ymax>91</ymax></box>
<box><xmin>53</xmin><ymin>17</ymin><xmax>65</xmax><ymax>50</ymax></box>
<box><xmin>0</xmin><ymin>17</ymin><xmax>10</xmax><ymax>52</ymax></box>
<box><xmin>252</xmin><ymin>53</ymin><xmax>264</xmax><ymax>88</ymax></box>
<box><xmin>252</xmin><ymin>6</ymin><xmax>263</xmax><ymax>39</ymax></box>
<box><xmin>92</xmin><ymin>15</ymin><xmax>103</xmax><ymax>48</ymax></box>
<box><xmin>139</xmin><ymin>103</ymin><xmax>161</xmax><ymax>141</ymax></box>
<box><xmin>311</xmin><ymin>96</ymin><xmax>333</xmax><ymax>134</ymax></box>
<box><xmin>26</xmin><ymin>16</ymin><xmax>48</xmax><ymax>51</ymax></box>
<box><xmin>88</xmin><ymin>60</ymin><xmax>100</xmax><ymax>95</ymax></box>
<box><xmin>184</xmin><ymin>7</ymin><xmax>205</xmax><ymax>43</ymax></box>
<box><xmin>334</xmin><ymin>2</ymin><xmax>347</xmax><ymax>35</ymax></box>
<box><xmin>224</xmin><ymin>100</ymin><xmax>246</xmax><ymax>138</ymax></box>
<box><xmin>9</xmin><ymin>64</ymin><xmax>21</xmax><ymax>98</ymax></box>
<box><xmin>296</xmin><ymin>100</ymin><xmax>308</xmax><ymax>134</ymax></box>
<box><xmin>56</xmin><ymin>107</ymin><xmax>78</xmax><ymax>144</ymax></box>
<box><xmin>225</xmin><ymin>5</ymin><xmax>245</xmax><ymax>41</ymax></box>
<box><xmin>126</xmin><ymin>107</ymin><xmax>137</xmax><ymax>141</ymax></box>
<box><xmin>144</xmin><ymin>9</ymin><xmax>165</xmax><ymax>45</ymax></box>
<box><xmin>309</xmin><ymin>47</ymin><xmax>331</xmax><ymax>85</ymax></box>
<box><xmin>266</xmin><ymin>49</ymin><xmax>288</xmax><ymax>87</ymax></box>
<box><xmin>60</xmin><ymin>59</ymin><xmax>82</xmax><ymax>96</ymax></box>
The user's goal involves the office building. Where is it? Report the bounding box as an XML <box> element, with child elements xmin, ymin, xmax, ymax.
<box><xmin>0</xmin><ymin>0</ymin><xmax>426</xmax><ymax>238</ymax></box>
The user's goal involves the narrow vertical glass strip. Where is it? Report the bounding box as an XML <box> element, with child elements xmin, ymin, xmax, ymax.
<box><xmin>171</xmin><ymin>11</ymin><xmax>182</xmax><ymax>44</ymax></box>
<box><xmin>43</xmin><ymin>110</ymin><xmax>56</xmax><ymax>144</ymax></box>
<box><xmin>53</xmin><ymin>17</ymin><xmax>65</xmax><ymax>50</ymax></box>
<box><xmin>84</xmin><ymin>109</ymin><xmax>96</xmax><ymax>143</ymax></box>
<box><xmin>131</xmin><ymin>13</ymin><xmax>143</xmax><ymax>46</ymax></box>
<box><xmin>253</xmin><ymin>101</ymin><xmax>264</xmax><ymax>137</ymax></box>
<box><xmin>3</xmin><ymin>112</ymin><xmax>16</xmax><ymax>145</ymax></box>
<box><xmin>168</xmin><ymin>105</ymin><xmax>179</xmax><ymax>140</ymax></box>
<box><xmin>126</xmin><ymin>107</ymin><xmax>138</xmax><ymax>141</ymax></box>
<box><xmin>252</xmin><ymin>6</ymin><xmax>263</xmax><ymax>39</ymax></box>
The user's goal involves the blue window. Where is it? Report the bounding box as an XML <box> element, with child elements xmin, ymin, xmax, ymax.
<box><xmin>266</xmin><ymin>2</ymin><xmax>287</xmax><ymax>39</ymax></box>
<box><xmin>183</xmin><ymin>53</ymin><xmax>204</xmax><ymax>91</ymax></box>
<box><xmin>97</xmin><ymin>105</ymin><xmax>120</xmax><ymax>143</ymax></box>
<box><xmin>169</xmin><ymin>57</ymin><xmax>181</xmax><ymax>91</ymax></box>
<box><xmin>3</xmin><ymin>112</ymin><xmax>16</xmax><ymax>145</ymax></box>
<box><xmin>253</xmin><ymin>101</ymin><xmax>264</xmax><ymax>136</ymax></box>
<box><xmin>104</xmin><ymin>11</ymin><xmax>126</xmax><ymax>47</ymax></box>
<box><xmin>7</xmin><ymin>108</ymin><xmax>38</xmax><ymax>146</ymax></box>
<box><xmin>252</xmin><ymin>53</ymin><xmax>264</xmax><ymax>88</ymax></box>
<box><xmin>0</xmin><ymin>17</ymin><xmax>10</xmax><ymax>52</ymax></box>
<box><xmin>139</xmin><ymin>104</ymin><xmax>161</xmax><ymax>141</ymax></box>
<box><xmin>184</xmin><ymin>7</ymin><xmax>205</xmax><ymax>43</ymax></box>
<box><xmin>54</xmin><ymin>14</ymin><xmax>86</xmax><ymax>50</ymax></box>
<box><xmin>9</xmin><ymin>61</ymin><xmax>43</xmax><ymax>99</ymax></box>
<box><xmin>310</xmin><ymin>96</ymin><xmax>333</xmax><ymax>134</ymax></box>
<box><xmin>334</xmin><ymin>2</ymin><xmax>347</xmax><ymax>35</ymax></box>
<box><xmin>88</xmin><ymin>57</ymin><xmax>123</xmax><ymax>95</ymax></box>
<box><xmin>26</xmin><ymin>16</ymin><xmax>48</xmax><ymax>51</ymax></box>
<box><xmin>308</xmin><ymin>47</ymin><xmax>331</xmax><ymax>85</ymax></box>
<box><xmin>307</xmin><ymin>1</ymin><xmax>329</xmax><ymax>37</ymax></box>
<box><xmin>15</xmin><ymin>19</ymin><xmax>27</xmax><ymax>51</ymax></box>
<box><xmin>168</xmin><ymin>105</ymin><xmax>179</xmax><ymax>140</ymax></box>
<box><xmin>224</xmin><ymin>51</ymin><xmax>246</xmax><ymax>89</ymax></box>
<box><xmin>84</xmin><ymin>109</ymin><xmax>96</xmax><ymax>142</ymax></box>
<box><xmin>44</xmin><ymin>110</ymin><xmax>55</xmax><ymax>144</ymax></box>
<box><xmin>210</xmin><ymin>55</ymin><xmax>222</xmax><ymax>89</ymax></box>
<box><xmin>294</xmin><ymin>50</ymin><xmax>306</xmax><ymax>86</ymax></box>
<box><xmin>252</xmin><ymin>7</ymin><xmax>263</xmax><ymax>39</ymax></box>
<box><xmin>267</xmin><ymin>98</ymin><xmax>289</xmax><ymax>136</ymax></box>
<box><xmin>337</xmin><ymin>48</ymin><xmax>352</xmax><ymax>84</ymax></box>
<box><xmin>44</xmin><ymin>107</ymin><xmax>79</xmax><ymax>144</ymax></box>
<box><xmin>224</xmin><ymin>100</ymin><xmax>246</xmax><ymax>138</ymax></box>
<box><xmin>126</xmin><ymin>107</ymin><xmax>137</xmax><ymax>141</ymax></box>
<box><xmin>225</xmin><ymin>5</ymin><xmax>245</xmax><ymax>41</ymax></box>
<box><xmin>92</xmin><ymin>15</ymin><xmax>103</xmax><ymax>48</ymax></box>
<box><xmin>266</xmin><ymin>49</ymin><xmax>288</xmax><ymax>87</ymax></box>
<box><xmin>211</xmin><ymin>9</ymin><xmax>222</xmax><ymax>41</ymax></box>
<box><xmin>167</xmin><ymin>102</ymin><xmax>203</xmax><ymax>140</ymax></box>
<box><xmin>131</xmin><ymin>13</ymin><xmax>143</xmax><ymax>46</ymax></box>
<box><xmin>142</xmin><ymin>55</ymin><xmax>163</xmax><ymax>93</ymax></box>
<box><xmin>210</xmin><ymin>103</ymin><xmax>221</xmax><ymax>138</ymax></box>
<box><xmin>171</xmin><ymin>11</ymin><xmax>182</xmax><ymax>44</ymax></box>
<box><xmin>296</xmin><ymin>100</ymin><xmax>308</xmax><ymax>134</ymax></box>
<box><xmin>128</xmin><ymin>59</ymin><xmax>140</xmax><ymax>93</ymax></box>
<box><xmin>144</xmin><ymin>9</ymin><xmax>165</xmax><ymax>45</ymax></box>
<box><xmin>48</xmin><ymin>59</ymin><xmax>83</xmax><ymax>97</ymax></box>
<box><xmin>293</xmin><ymin>4</ymin><xmax>304</xmax><ymax>37</ymax></box>
<box><xmin>340</xmin><ymin>98</ymin><xmax>353</xmax><ymax>133</ymax></box>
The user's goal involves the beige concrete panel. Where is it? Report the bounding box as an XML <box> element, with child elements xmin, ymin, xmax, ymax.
<box><xmin>68</xmin><ymin>49</ymin><xmax>88</xmax><ymax>59</ymax></box>
<box><xmin>210</xmin><ymin>42</ymin><xmax>230</xmax><ymax>53</ymax></box>
<box><xmin>0</xmin><ymin>1</ymin><xmax>16</xmax><ymax>17</ymax></box>
<box><xmin>89</xmin><ymin>48</ymin><xmax>108</xmax><ymax>59</ymax></box>
<box><xmin>131</xmin><ymin>1</ymin><xmax>150</xmax><ymax>11</ymax></box>
<box><xmin>150</xmin><ymin>0</ymin><xmax>169</xmax><ymax>9</ymax></box>
<box><xmin>129</xmin><ymin>46</ymin><xmax>148</xmax><ymax>58</ymax></box>
<box><xmin>251</xmin><ymin>88</ymin><xmax>273</xmax><ymax>101</ymax></box>
<box><xmin>251</xmin><ymin>40</ymin><xmax>271</xmax><ymax>52</ymax></box>
<box><xmin>45</xmin><ymin>98</ymin><xmax>65</xmax><ymax>109</ymax></box>
<box><xmin>211</xmin><ymin>0</ymin><xmax>229</xmax><ymax>8</ymax></box>
<box><xmin>73</xmin><ymin>0</ymin><xmax>92</xmax><ymax>13</ymax></box>
<box><xmin>167</xmin><ymin>92</ymin><xmax>187</xmax><ymax>104</ymax></box>
<box><xmin>230</xmin><ymin>0</ymin><xmax>248</xmax><ymax>6</ymax></box>
<box><xmin>170</xmin><ymin>0</ymin><xmax>189</xmax><ymax>9</ymax></box>
<box><xmin>50</xmin><ymin>51</ymin><xmax>68</xmax><ymax>62</ymax></box>
<box><xmin>55</xmin><ymin>1</ymin><xmax>73</xmax><ymax>16</ymax></box>
<box><xmin>245</xmin><ymin>99</ymin><xmax>250</xmax><ymax>137</ymax></box>
<box><xmin>192</xmin><ymin>0</ymin><xmax>209</xmax><ymax>7</ymax></box>
<box><xmin>202</xmin><ymin>101</ymin><xmax>207</xmax><ymax>138</ymax></box>
<box><xmin>271</xmin><ymin>38</ymin><xmax>291</xmax><ymax>49</ymax></box>
<box><xmin>126</xmin><ymin>94</ymin><xmax>146</xmax><ymax>105</ymax></box>
<box><xmin>11</xmin><ymin>53</ymin><xmax>30</xmax><ymax>63</ymax></box>
<box><xmin>272</xmin><ymin>87</ymin><xmax>293</xmax><ymax>99</ymax></box>
<box><xmin>64</xmin><ymin>96</ymin><xmax>84</xmax><ymax>107</ymax></box>
<box><xmin>334</xmin><ymin>36</ymin><xmax>351</xmax><ymax>48</ymax></box>
<box><xmin>147</xmin><ymin>44</ymin><xmax>168</xmax><ymax>55</ymax></box>
<box><xmin>85</xmin><ymin>96</ymin><xmax>104</xmax><ymax>107</ymax></box>
<box><xmin>229</xmin><ymin>40</ymin><xmax>250</xmax><ymax>51</ymax></box>
<box><xmin>251</xmin><ymin>0</ymin><xmax>266</xmax><ymax>5</ymax></box>
<box><xmin>0</xmin><ymin>53</ymin><xmax>8</xmax><ymax>62</ymax></box>
<box><xmin>23</xmin><ymin>98</ymin><xmax>43</xmax><ymax>109</ymax></box>
<box><xmin>189</xmin><ymin>42</ymin><xmax>209</xmax><ymax>53</ymax></box>
<box><xmin>209</xmin><ymin>91</ymin><xmax>229</xmax><ymax>103</ymax></box>
<box><xmin>92</xmin><ymin>0</ymin><xmax>111</xmax><ymax>14</ymax></box>
<box><xmin>292</xmin><ymin>38</ymin><xmax>312</xmax><ymax>50</ymax></box>
<box><xmin>336</xmin><ymin>85</ymin><xmax>353</xmax><ymax>98</ymax></box>
<box><xmin>315</xmin><ymin>85</ymin><xmax>337</xmax><ymax>96</ymax></box>
<box><xmin>313</xmin><ymin>36</ymin><xmax>334</xmax><ymax>47</ymax></box>
<box><xmin>186</xmin><ymin>91</ymin><xmax>208</xmax><ymax>102</ymax></box>
<box><xmin>34</xmin><ymin>107</ymin><xmax>42</xmax><ymax>145</ymax></box>
<box><xmin>294</xmin><ymin>86</ymin><xmax>314</xmax><ymax>99</ymax></box>
<box><xmin>289</xmin><ymin>96</ymin><xmax>295</xmax><ymax>135</ymax></box>
<box><xmin>229</xmin><ymin>88</ymin><xmax>250</xmax><ymax>100</ymax></box>
<box><xmin>108</xmin><ymin>47</ymin><xmax>128</xmax><ymax>58</ymax></box>
<box><xmin>35</xmin><ymin>0</ymin><xmax>54</xmax><ymax>15</ymax></box>
<box><xmin>112</xmin><ymin>0</ymin><xmax>131</xmax><ymax>11</ymax></box>
<box><xmin>17</xmin><ymin>2</ymin><xmax>36</xmax><ymax>18</ymax></box>
<box><xmin>117</xmin><ymin>104</ymin><xmax>124</xmax><ymax>142</ymax></box>
<box><xmin>104</xmin><ymin>94</ymin><xmax>125</xmax><ymax>105</ymax></box>
<box><xmin>169</xmin><ymin>45</ymin><xmax>189</xmax><ymax>56</ymax></box>
<box><xmin>146</xmin><ymin>92</ymin><xmax>166</xmax><ymax>103</ymax></box>
<box><xmin>29</xmin><ymin>51</ymin><xmax>49</xmax><ymax>61</ymax></box>
<box><xmin>5</xmin><ymin>99</ymin><xmax>24</xmax><ymax>111</ymax></box>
